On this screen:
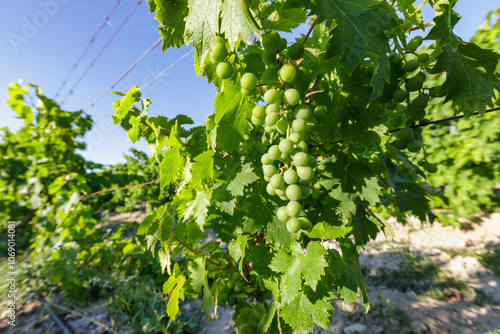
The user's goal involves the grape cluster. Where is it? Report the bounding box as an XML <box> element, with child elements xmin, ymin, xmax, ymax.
<box><xmin>387</xmin><ymin>33</ymin><xmax>438</xmax><ymax>174</ymax></box>
<box><xmin>218</xmin><ymin>272</ymin><xmax>247</xmax><ymax>306</ymax></box>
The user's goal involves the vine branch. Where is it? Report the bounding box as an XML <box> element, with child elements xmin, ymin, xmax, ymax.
<box><xmin>82</xmin><ymin>179</ymin><xmax>160</xmax><ymax>200</ymax></box>
<box><xmin>303</xmin><ymin>17</ymin><xmax>319</xmax><ymax>45</ymax></box>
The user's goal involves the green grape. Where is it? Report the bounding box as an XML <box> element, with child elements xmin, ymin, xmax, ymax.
<box><xmin>234</xmin><ymin>282</ymin><xmax>243</xmax><ymax>293</ymax></box>
<box><xmin>313</xmin><ymin>106</ymin><xmax>326</xmax><ymax>123</ymax></box>
<box><xmin>251</xmin><ymin>116</ymin><xmax>264</xmax><ymax>126</ymax></box>
<box><xmin>298</xmin><ymin>217</ymin><xmax>312</xmax><ymax>232</ymax></box>
<box><xmin>398</xmin><ymin>127</ymin><xmax>414</xmax><ymax>141</ymax></box>
<box><xmin>386</xmin><ymin>101</ymin><xmax>399</xmax><ymax>110</ymax></box>
<box><xmin>280</xmin><ymin>64</ymin><xmax>297</xmax><ymax>83</ymax></box>
<box><xmin>292</xmin><ymin>118</ymin><xmax>306</xmax><ymax>133</ymax></box>
<box><xmin>232</xmin><ymin>272</ymin><xmax>241</xmax><ymax>282</ymax></box>
<box><xmin>252</xmin><ymin>105</ymin><xmax>266</xmax><ymax>119</ymax></box>
<box><xmin>293</xmin><ymin>72</ymin><xmax>310</xmax><ymax>93</ymax></box>
<box><xmin>280</xmin><ymin>38</ymin><xmax>288</xmax><ymax>51</ymax></box>
<box><xmin>405</xmin><ymin>76</ymin><xmax>423</xmax><ymax>92</ymax></box>
<box><xmin>262</xmin><ymin>52</ymin><xmax>277</xmax><ymax>66</ymax></box>
<box><xmin>393</xmin><ymin>89</ymin><xmax>407</xmax><ymax>103</ymax></box>
<box><xmin>297</xmin><ymin>141</ymin><xmax>308</xmax><ymax>152</ymax></box>
<box><xmin>297</xmin><ymin>166</ymin><xmax>314</xmax><ymax>181</ymax></box>
<box><xmin>287</xmin><ymin>217</ymin><xmax>301</xmax><ymax>233</ymax></box>
<box><xmin>423</xmin><ymin>162</ymin><xmax>438</xmax><ymax>173</ymax></box>
<box><xmin>289</xmin><ymin>132</ymin><xmax>302</xmax><ymax>143</ymax></box>
<box><xmin>299</xmin><ymin>184</ymin><xmax>310</xmax><ymax>199</ymax></box>
<box><xmin>407</xmin><ymin>140</ymin><xmax>423</xmax><ymax>152</ymax></box>
<box><xmin>284</xmin><ymin>88</ymin><xmax>301</xmax><ymax>106</ymax></box>
<box><xmin>286</xmin><ymin>201</ymin><xmax>302</xmax><ymax>218</ymax></box>
<box><xmin>305</xmin><ymin>117</ymin><xmax>317</xmax><ymax>132</ymax></box>
<box><xmin>429</xmin><ymin>85</ymin><xmax>443</xmax><ymax>98</ymax></box>
<box><xmin>401</xmin><ymin>19</ymin><xmax>411</xmax><ymax>32</ymax></box>
<box><xmin>294</xmin><ymin>104</ymin><xmax>312</xmax><ymax>120</ymax></box>
<box><xmin>313</xmin><ymin>182</ymin><xmax>322</xmax><ymax>191</ymax></box>
<box><xmin>228</xmin><ymin>296</ymin><xmax>236</xmax><ymax>306</ymax></box>
<box><xmin>268</xmin><ymin>145</ymin><xmax>280</xmax><ymax>160</ymax></box>
<box><xmin>394</xmin><ymin>139</ymin><xmax>407</xmax><ymax>150</ymax></box>
<box><xmin>279</xmin><ymin>151</ymin><xmax>288</xmax><ymax>162</ymax></box>
<box><xmin>390</xmin><ymin>53</ymin><xmax>403</xmax><ymax>63</ymax></box>
<box><xmin>266</xmin><ymin>103</ymin><xmax>280</xmax><ymax>114</ymax></box>
<box><xmin>277</xmin><ymin>206</ymin><xmax>290</xmax><ymax>222</ymax></box>
<box><xmin>276</xmin><ymin>119</ymin><xmax>288</xmax><ymax>134</ymax></box>
<box><xmin>418</xmin><ymin>160</ymin><xmax>425</xmax><ymax>166</ymax></box>
<box><xmin>286</xmin><ymin>184</ymin><xmax>302</xmax><ymax>201</ymax></box>
<box><xmin>311</xmin><ymin>191</ymin><xmax>320</xmax><ymax>199</ymax></box>
<box><xmin>415</xmin><ymin>126</ymin><xmax>423</xmax><ymax>134</ymax></box>
<box><xmin>261</xmin><ymin>67</ymin><xmax>279</xmax><ymax>84</ymax></box>
<box><xmin>264</xmin><ymin>126</ymin><xmax>274</xmax><ymax>133</ymax></box>
<box><xmin>307</xmin><ymin>154</ymin><xmax>317</xmax><ymax>168</ymax></box>
<box><xmin>270</xmin><ymin>174</ymin><xmax>285</xmax><ymax>189</ymax></box>
<box><xmin>264</xmin><ymin>88</ymin><xmax>283</xmax><ymax>105</ymax></box>
<box><xmin>284</xmin><ymin>169</ymin><xmax>298</xmax><ymax>184</ymax></box>
<box><xmin>263</xmin><ymin>164</ymin><xmax>277</xmax><ymax>177</ymax></box>
<box><xmin>227</xmin><ymin>281</ymin><xmax>235</xmax><ymax>290</ymax></box>
<box><xmin>412</xmin><ymin>36</ymin><xmax>423</xmax><ymax>46</ymax></box>
<box><xmin>279</xmin><ymin>139</ymin><xmax>293</xmax><ymax>154</ymax></box>
<box><xmin>404</xmin><ymin>59</ymin><xmax>420</xmax><ymax>72</ymax></box>
<box><xmin>211</xmin><ymin>42</ymin><xmax>228</xmax><ymax>63</ymax></box>
<box><xmin>261</xmin><ymin>153</ymin><xmax>273</xmax><ymax>165</ymax></box>
<box><xmin>241</xmin><ymin>88</ymin><xmax>256</xmax><ymax>96</ymax></box>
<box><xmin>410</xmin><ymin>109</ymin><xmax>426</xmax><ymax>121</ymax></box>
<box><xmin>288</xmin><ymin>42</ymin><xmax>305</xmax><ymax>60</ymax></box>
<box><xmin>219</xmin><ymin>284</ymin><xmax>228</xmax><ymax>293</ymax></box>
<box><xmin>293</xmin><ymin>152</ymin><xmax>308</xmax><ymax>166</ymax></box>
<box><xmin>265</xmin><ymin>112</ymin><xmax>279</xmax><ymax>126</ymax></box>
<box><xmin>241</xmin><ymin>72</ymin><xmax>257</xmax><ymax>90</ymax></box>
<box><xmin>216</xmin><ymin>61</ymin><xmax>233</xmax><ymax>79</ymax></box>
<box><xmin>406</xmin><ymin>41</ymin><xmax>419</xmax><ymax>53</ymax></box>
<box><xmin>412</xmin><ymin>94</ymin><xmax>429</xmax><ymax>110</ymax></box>
<box><xmin>266</xmin><ymin>183</ymin><xmax>276</xmax><ymax>196</ymax></box>
<box><xmin>390</xmin><ymin>115</ymin><xmax>403</xmax><ymax>128</ymax></box>
<box><xmin>417</xmin><ymin>53</ymin><xmax>430</xmax><ymax>63</ymax></box>
<box><xmin>262</xmin><ymin>31</ymin><xmax>282</xmax><ymax>53</ymax></box>
<box><xmin>275</xmin><ymin>186</ymin><xmax>286</xmax><ymax>197</ymax></box>
<box><xmin>219</xmin><ymin>292</ymin><xmax>228</xmax><ymax>304</ymax></box>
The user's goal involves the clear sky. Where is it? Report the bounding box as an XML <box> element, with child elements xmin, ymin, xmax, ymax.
<box><xmin>0</xmin><ymin>1</ymin><xmax>498</xmax><ymax>165</ymax></box>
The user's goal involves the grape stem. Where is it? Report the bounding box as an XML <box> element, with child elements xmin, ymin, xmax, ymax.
<box><xmin>408</xmin><ymin>22</ymin><xmax>436</xmax><ymax>33</ymax></box>
<box><xmin>256</xmin><ymin>82</ymin><xmax>283</xmax><ymax>87</ymax></box>
<box><xmin>305</xmin><ymin>90</ymin><xmax>324</xmax><ymax>98</ymax></box>
<box><xmin>303</xmin><ymin>16</ymin><xmax>319</xmax><ymax>45</ymax></box>
<box><xmin>408</xmin><ymin>0</ymin><xmax>429</xmax><ymax>18</ymax></box>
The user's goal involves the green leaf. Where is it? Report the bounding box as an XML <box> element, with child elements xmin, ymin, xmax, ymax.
<box><xmin>137</xmin><ymin>214</ymin><xmax>155</xmax><ymax>235</ymax></box>
<box><xmin>185</xmin><ymin>0</ymin><xmax>222</xmax><ymax>65</ymax></box>
<box><xmin>191</xmin><ymin>150</ymin><xmax>214</xmax><ymax>188</ymax></box>
<box><xmin>425</xmin><ymin>7</ymin><xmax>462</xmax><ymax>50</ymax></box>
<box><xmin>281</xmin><ymin>291</ymin><xmax>333</xmax><ymax>333</ymax></box>
<box><xmin>200</xmin><ymin>285</ymin><xmax>214</xmax><ymax>316</ymax></box>
<box><xmin>350</xmin><ymin>202</ymin><xmax>379</xmax><ymax>246</ymax></box>
<box><xmin>159</xmin><ymin>122</ymin><xmax>184</xmax><ymax>189</ymax></box>
<box><xmin>228</xmin><ymin>234</ymin><xmax>247</xmax><ymax>273</ymax></box>
<box><xmin>234</xmin><ymin>303</ymin><xmax>266</xmax><ymax>334</ymax></box>
<box><xmin>227</xmin><ymin>163</ymin><xmax>259</xmax><ymax>197</ymax></box>
<box><xmin>265</xmin><ymin>215</ymin><xmax>294</xmax><ymax>249</ymax></box>
<box><xmin>220</xmin><ymin>0</ymin><xmax>257</xmax><ymax>49</ymax></box>
<box><xmin>163</xmin><ymin>263</ymin><xmax>186</xmax><ymax>320</ymax></box>
<box><xmin>248</xmin><ymin>244</ymin><xmax>275</xmax><ymax>277</ymax></box>
<box><xmin>182</xmin><ymin>187</ymin><xmax>212</xmax><ymax>230</ymax></box>
<box><xmin>269</xmin><ymin>242</ymin><xmax>328</xmax><ymax>305</ymax></box>
<box><xmin>267</xmin><ymin>5</ymin><xmax>307</xmax><ymax>32</ymax></box>
<box><xmin>7</xmin><ymin>84</ymin><xmax>32</xmax><ymax>124</ymax></box>
<box><xmin>112</xmin><ymin>86</ymin><xmax>141</xmax><ymax>121</ymax></box>
<box><xmin>188</xmin><ymin>257</ymin><xmax>206</xmax><ymax>294</ymax></box>
<box><xmin>307</xmin><ymin>223</ymin><xmax>352</xmax><ymax>240</ymax></box>
<box><xmin>430</xmin><ymin>43</ymin><xmax>500</xmax><ymax>116</ymax></box>
<box><xmin>149</xmin><ymin>0</ymin><xmax>188</xmax><ymax>50</ymax></box>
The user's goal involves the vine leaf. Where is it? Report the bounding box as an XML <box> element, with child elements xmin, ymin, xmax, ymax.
<box><xmin>220</xmin><ymin>0</ymin><xmax>257</xmax><ymax>49</ymax></box>
<box><xmin>228</xmin><ymin>235</ymin><xmax>248</xmax><ymax>273</ymax></box>
<box><xmin>247</xmin><ymin>244</ymin><xmax>274</xmax><ymax>277</ymax></box>
<box><xmin>269</xmin><ymin>242</ymin><xmax>328</xmax><ymax>305</ymax></box>
<box><xmin>307</xmin><ymin>223</ymin><xmax>352</xmax><ymax>240</ymax></box>
<box><xmin>188</xmin><ymin>258</ymin><xmax>206</xmax><ymax>294</ymax></box>
<box><xmin>163</xmin><ymin>263</ymin><xmax>186</xmax><ymax>320</ymax></box>
<box><xmin>148</xmin><ymin>0</ymin><xmax>188</xmax><ymax>51</ymax></box>
<box><xmin>159</xmin><ymin>122</ymin><xmax>184</xmax><ymax>189</ymax></box>
<box><xmin>182</xmin><ymin>187</ymin><xmax>212</xmax><ymax>230</ymax></box>
<box><xmin>281</xmin><ymin>290</ymin><xmax>333</xmax><ymax>333</ymax></box>
<box><xmin>191</xmin><ymin>150</ymin><xmax>215</xmax><ymax>188</ymax></box>
<box><xmin>227</xmin><ymin>163</ymin><xmax>259</xmax><ymax>197</ymax></box>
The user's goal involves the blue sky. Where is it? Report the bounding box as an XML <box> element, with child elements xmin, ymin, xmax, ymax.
<box><xmin>0</xmin><ymin>1</ymin><xmax>498</xmax><ymax>165</ymax></box>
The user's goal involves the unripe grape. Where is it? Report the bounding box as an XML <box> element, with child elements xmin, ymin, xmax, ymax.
<box><xmin>297</xmin><ymin>166</ymin><xmax>314</xmax><ymax>181</ymax></box>
<box><xmin>407</xmin><ymin>140</ymin><xmax>423</xmax><ymax>152</ymax></box>
<box><xmin>284</xmin><ymin>169</ymin><xmax>298</xmax><ymax>185</ymax></box>
<box><xmin>423</xmin><ymin>162</ymin><xmax>438</xmax><ymax>173</ymax></box>
<box><xmin>390</xmin><ymin>116</ymin><xmax>403</xmax><ymax>128</ymax></box>
<box><xmin>264</xmin><ymin>88</ymin><xmax>283</xmax><ymax>105</ymax></box>
<box><xmin>393</xmin><ymin>89</ymin><xmax>407</xmax><ymax>103</ymax></box>
<box><xmin>211</xmin><ymin>42</ymin><xmax>228</xmax><ymax>63</ymax></box>
<box><xmin>398</xmin><ymin>127</ymin><xmax>414</xmax><ymax>141</ymax></box>
<box><xmin>299</xmin><ymin>184</ymin><xmax>310</xmax><ymax>199</ymax></box>
<box><xmin>286</xmin><ymin>201</ymin><xmax>302</xmax><ymax>217</ymax></box>
<box><xmin>394</xmin><ymin>139</ymin><xmax>407</xmax><ymax>150</ymax></box>
<box><xmin>284</xmin><ymin>88</ymin><xmax>301</xmax><ymax>106</ymax></box>
<box><xmin>270</xmin><ymin>174</ymin><xmax>285</xmax><ymax>189</ymax></box>
<box><xmin>261</xmin><ymin>153</ymin><xmax>273</xmax><ymax>165</ymax></box>
<box><xmin>279</xmin><ymin>139</ymin><xmax>293</xmax><ymax>154</ymax></box>
<box><xmin>313</xmin><ymin>106</ymin><xmax>326</xmax><ymax>123</ymax></box>
<box><xmin>287</xmin><ymin>217</ymin><xmax>301</xmax><ymax>233</ymax></box>
<box><xmin>277</xmin><ymin>206</ymin><xmax>289</xmax><ymax>222</ymax></box>
<box><xmin>280</xmin><ymin>38</ymin><xmax>287</xmax><ymax>51</ymax></box>
<box><xmin>288</xmin><ymin>42</ymin><xmax>305</xmax><ymax>60</ymax></box>
<box><xmin>412</xmin><ymin>94</ymin><xmax>429</xmax><ymax>110</ymax></box>
<box><xmin>261</xmin><ymin>67</ymin><xmax>279</xmax><ymax>83</ymax></box>
<box><xmin>293</xmin><ymin>72</ymin><xmax>310</xmax><ymax>93</ymax></box>
<box><xmin>262</xmin><ymin>52</ymin><xmax>277</xmax><ymax>66</ymax></box>
<box><xmin>280</xmin><ymin>64</ymin><xmax>297</xmax><ymax>83</ymax></box>
<box><xmin>262</xmin><ymin>31</ymin><xmax>282</xmax><ymax>53</ymax></box>
<box><xmin>232</xmin><ymin>272</ymin><xmax>241</xmax><ymax>282</ymax></box>
<box><xmin>251</xmin><ymin>116</ymin><xmax>264</xmax><ymax>126</ymax></box>
<box><xmin>268</xmin><ymin>145</ymin><xmax>280</xmax><ymax>160</ymax></box>
<box><xmin>219</xmin><ymin>292</ymin><xmax>228</xmax><ymax>303</ymax></box>
<box><xmin>418</xmin><ymin>160</ymin><xmax>425</xmax><ymax>166</ymax></box>
<box><xmin>401</xmin><ymin>19</ymin><xmax>411</xmax><ymax>32</ymax></box>
<box><xmin>264</xmin><ymin>126</ymin><xmax>274</xmax><ymax>133</ymax></box>
<box><xmin>297</xmin><ymin>141</ymin><xmax>308</xmax><ymax>152</ymax></box>
<box><xmin>289</xmin><ymin>132</ymin><xmax>302</xmax><ymax>143</ymax></box>
<box><xmin>311</xmin><ymin>191</ymin><xmax>320</xmax><ymax>199</ymax></box>
<box><xmin>217</xmin><ymin>61</ymin><xmax>233</xmax><ymax>79</ymax></box>
<box><xmin>293</xmin><ymin>152</ymin><xmax>308</xmax><ymax>166</ymax></box>
<box><xmin>305</xmin><ymin>117</ymin><xmax>317</xmax><ymax>132</ymax></box>
<box><xmin>275</xmin><ymin>186</ymin><xmax>286</xmax><ymax>197</ymax></box>
<box><xmin>404</xmin><ymin>59</ymin><xmax>420</xmax><ymax>72</ymax></box>
<box><xmin>227</xmin><ymin>281</ymin><xmax>235</xmax><ymax>290</ymax></box>
<box><xmin>266</xmin><ymin>183</ymin><xmax>276</xmax><ymax>196</ymax></box>
<box><xmin>390</xmin><ymin>53</ymin><xmax>403</xmax><ymax>63</ymax></box>
<box><xmin>276</xmin><ymin>119</ymin><xmax>288</xmax><ymax>134</ymax></box>
<box><xmin>265</xmin><ymin>112</ymin><xmax>279</xmax><ymax>126</ymax></box>
<box><xmin>286</xmin><ymin>184</ymin><xmax>302</xmax><ymax>201</ymax></box>
<box><xmin>294</xmin><ymin>104</ymin><xmax>312</xmax><ymax>120</ymax></box>
<box><xmin>405</xmin><ymin>76</ymin><xmax>423</xmax><ymax>92</ymax></box>
<box><xmin>241</xmin><ymin>88</ymin><xmax>256</xmax><ymax>96</ymax></box>
<box><xmin>252</xmin><ymin>105</ymin><xmax>266</xmax><ymax>119</ymax></box>
<box><xmin>228</xmin><ymin>296</ymin><xmax>236</xmax><ymax>306</ymax></box>
<box><xmin>386</xmin><ymin>101</ymin><xmax>399</xmax><ymax>110</ymax></box>
<box><xmin>307</xmin><ymin>154</ymin><xmax>317</xmax><ymax>168</ymax></box>
<box><xmin>410</xmin><ymin>109</ymin><xmax>426</xmax><ymax>121</ymax></box>
<box><xmin>266</xmin><ymin>103</ymin><xmax>280</xmax><ymax>114</ymax></box>
<box><xmin>234</xmin><ymin>282</ymin><xmax>243</xmax><ymax>293</ymax></box>
<box><xmin>241</xmin><ymin>72</ymin><xmax>257</xmax><ymax>90</ymax></box>
<box><xmin>292</xmin><ymin>118</ymin><xmax>307</xmax><ymax>133</ymax></box>
<box><xmin>298</xmin><ymin>217</ymin><xmax>312</xmax><ymax>231</ymax></box>
<box><xmin>418</xmin><ymin>53</ymin><xmax>430</xmax><ymax>63</ymax></box>
<box><xmin>263</xmin><ymin>164</ymin><xmax>277</xmax><ymax>177</ymax></box>
<box><xmin>313</xmin><ymin>182</ymin><xmax>322</xmax><ymax>191</ymax></box>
